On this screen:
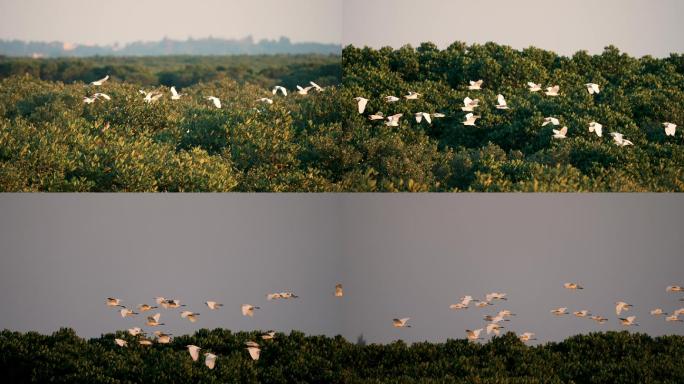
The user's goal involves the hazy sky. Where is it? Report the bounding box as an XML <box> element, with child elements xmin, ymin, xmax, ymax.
<box><xmin>342</xmin><ymin>0</ymin><xmax>684</xmax><ymax>57</ymax></box>
<box><xmin>0</xmin><ymin>0</ymin><xmax>342</xmax><ymax>45</ymax></box>
<box><xmin>1</xmin><ymin>195</ymin><xmax>682</xmax><ymax>344</ymax></box>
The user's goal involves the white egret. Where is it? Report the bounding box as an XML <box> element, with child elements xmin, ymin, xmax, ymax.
<box><xmin>187</xmin><ymin>345</ymin><xmax>201</xmax><ymax>361</ymax></box>
<box><xmin>468</xmin><ymin>80</ymin><xmax>483</xmax><ymax>90</ymax></box>
<box><xmin>114</xmin><ymin>338</ymin><xmax>127</xmax><ymax>347</ymax></box>
<box><xmin>619</xmin><ymin>316</ymin><xmax>638</xmax><ymax>326</ymax></box>
<box><xmin>616</xmin><ymin>301</ymin><xmax>632</xmax><ymax>316</ymax></box>
<box><xmin>462</xmin><ymin>113</ymin><xmax>480</xmax><ymax>126</ymax></box>
<box><xmin>545</xmin><ymin>86</ymin><xmax>560</xmax><ymax>96</ymax></box>
<box><xmin>392</xmin><ymin>318</ymin><xmax>411</xmax><ymax>328</ymax></box>
<box><xmin>206</xmin><ymin>96</ymin><xmax>221</xmax><ymax>109</ymax></box>
<box><xmin>296</xmin><ymin>85</ymin><xmax>313</xmax><ymax>95</ymax></box>
<box><xmin>368</xmin><ymin>112</ymin><xmax>385</xmax><ymax>120</ymax></box>
<box><xmin>204</xmin><ymin>352</ymin><xmax>217</xmax><ymax>369</ymax></box>
<box><xmin>180</xmin><ymin>311</ymin><xmax>200</xmax><ymax>323</ymax></box>
<box><xmin>610</xmin><ymin>132</ymin><xmax>633</xmax><ymax>147</ymax></box>
<box><xmin>385</xmin><ymin>113</ymin><xmax>403</xmax><ymax>127</ymax></box>
<box><xmin>146</xmin><ymin>313</ymin><xmax>164</xmax><ymax>327</ymax></box>
<box><xmin>542</xmin><ymin>117</ymin><xmax>560</xmax><ymax>126</ymax></box>
<box><xmin>588</xmin><ymin>122</ymin><xmax>603</xmax><ymax>137</ymax></box>
<box><xmin>241</xmin><ymin>304</ymin><xmax>260</xmax><ymax>317</ymax></box>
<box><xmin>564</xmin><ymin>283</ymin><xmax>584</xmax><ymax>290</ymax></box>
<box><xmin>90</xmin><ymin>75</ymin><xmax>109</xmax><ymax>86</ymax></box>
<box><xmin>245</xmin><ymin>341</ymin><xmax>261</xmax><ymax>360</ymax></box>
<box><xmin>461</xmin><ymin>97</ymin><xmax>479</xmax><ymax>111</ymax></box>
<box><xmin>205</xmin><ymin>301</ymin><xmax>223</xmax><ymax>310</ymax></box>
<box><xmin>585</xmin><ymin>83</ymin><xmax>600</xmax><ymax>94</ymax></box>
<box><xmin>519</xmin><ymin>332</ymin><xmax>536</xmax><ymax>342</ymax></box>
<box><xmin>384</xmin><ymin>95</ymin><xmax>399</xmax><ymax>103</ymax></box>
<box><xmin>495</xmin><ymin>94</ymin><xmax>509</xmax><ymax>110</ymax></box>
<box><xmin>354</xmin><ymin>97</ymin><xmax>369</xmax><ymax>114</ymax></box>
<box><xmin>272</xmin><ymin>86</ymin><xmax>287</xmax><ymax>96</ymax></box>
<box><xmin>663</xmin><ymin>123</ymin><xmax>677</xmax><ymax>136</ymax></box>
<box><xmin>170</xmin><ymin>86</ymin><xmax>182</xmax><ymax>100</ymax></box>
<box><xmin>335</xmin><ymin>284</ymin><xmax>344</xmax><ymax>297</ymax></box>
<box><xmin>551</xmin><ymin>307</ymin><xmax>569</xmax><ymax>316</ymax></box>
<box><xmin>404</xmin><ymin>91</ymin><xmax>421</xmax><ymax>100</ymax></box>
<box><xmin>415</xmin><ymin>112</ymin><xmax>431</xmax><ymax>124</ymax></box>
<box><xmin>128</xmin><ymin>327</ymin><xmax>142</xmax><ymax>336</ymax></box>
<box><xmin>466</xmin><ymin>329</ymin><xmax>483</xmax><ymax>341</ymax></box>
<box><xmin>527</xmin><ymin>82</ymin><xmax>542</xmax><ymax>92</ymax></box>
<box><xmin>552</xmin><ymin>127</ymin><xmax>568</xmax><ymax>139</ymax></box>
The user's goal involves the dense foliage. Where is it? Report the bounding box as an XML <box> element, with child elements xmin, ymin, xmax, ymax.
<box><xmin>1</xmin><ymin>328</ymin><xmax>683</xmax><ymax>383</ymax></box>
<box><xmin>1</xmin><ymin>42</ymin><xmax>683</xmax><ymax>191</ymax></box>
<box><xmin>342</xmin><ymin>43</ymin><xmax>684</xmax><ymax>191</ymax></box>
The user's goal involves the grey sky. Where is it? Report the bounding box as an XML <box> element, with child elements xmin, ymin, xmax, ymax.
<box><xmin>0</xmin><ymin>195</ymin><xmax>682</xmax><ymax>344</ymax></box>
<box><xmin>0</xmin><ymin>0</ymin><xmax>342</xmax><ymax>45</ymax></box>
<box><xmin>342</xmin><ymin>0</ymin><xmax>684</xmax><ymax>57</ymax></box>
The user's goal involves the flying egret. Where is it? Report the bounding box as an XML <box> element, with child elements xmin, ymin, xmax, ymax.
<box><xmin>272</xmin><ymin>86</ymin><xmax>287</xmax><ymax>96</ymax></box>
<box><xmin>120</xmin><ymin>308</ymin><xmax>138</xmax><ymax>318</ymax></box>
<box><xmin>431</xmin><ymin>113</ymin><xmax>445</xmax><ymax>118</ymax></box>
<box><xmin>128</xmin><ymin>327</ymin><xmax>142</xmax><ymax>336</ymax></box>
<box><xmin>106</xmin><ymin>298</ymin><xmax>124</xmax><ymax>307</ymax></box>
<box><xmin>650</xmin><ymin>308</ymin><xmax>667</xmax><ymax>316</ymax></box>
<box><xmin>573</xmin><ymin>310</ymin><xmax>591</xmax><ymax>318</ymax></box>
<box><xmin>245</xmin><ymin>341</ymin><xmax>261</xmax><ymax>360</ymax></box>
<box><xmin>484</xmin><ymin>314</ymin><xmax>509</xmax><ymax>323</ymax></box>
<box><xmin>146</xmin><ymin>313</ymin><xmax>164</xmax><ymax>327</ymax></box>
<box><xmin>450</xmin><ymin>295</ymin><xmax>473</xmax><ymax>310</ymax></box>
<box><xmin>545</xmin><ymin>85</ymin><xmax>560</xmax><ymax>96</ymax></box>
<box><xmin>564</xmin><ymin>283</ymin><xmax>584</xmax><ymax>290</ymax></box>
<box><xmin>552</xmin><ymin>127</ymin><xmax>568</xmax><ymax>139</ymax></box>
<box><xmin>163</xmin><ymin>299</ymin><xmax>186</xmax><ymax>309</ymax></box>
<box><xmin>485</xmin><ymin>292</ymin><xmax>507</xmax><ymax>302</ymax></box>
<box><xmin>139</xmin><ymin>339</ymin><xmax>153</xmax><ymax>346</ymax></box>
<box><xmin>474</xmin><ymin>300</ymin><xmax>492</xmax><ymax>308</ymax></box>
<box><xmin>404</xmin><ymin>91</ymin><xmax>421</xmax><ymax>100</ymax></box>
<box><xmin>486</xmin><ymin>322</ymin><xmax>505</xmax><ymax>336</ymax></box>
<box><xmin>542</xmin><ymin>117</ymin><xmax>560</xmax><ymax>126</ymax></box>
<box><xmin>527</xmin><ymin>82</ymin><xmax>542</xmax><ymax>92</ymax></box>
<box><xmin>154</xmin><ymin>331</ymin><xmax>172</xmax><ymax>344</ymax></box>
<box><xmin>666</xmin><ymin>314</ymin><xmax>683</xmax><ymax>322</ymax></box>
<box><xmin>674</xmin><ymin>308</ymin><xmax>684</xmax><ymax>316</ymax></box>
<box><xmin>461</xmin><ymin>97</ymin><xmax>480</xmax><ymax>111</ymax></box>
<box><xmin>585</xmin><ymin>83</ymin><xmax>600</xmax><ymax>94</ymax></box>
<box><xmin>385</xmin><ymin>113</ymin><xmax>403</xmax><ymax>127</ymax></box>
<box><xmin>610</xmin><ymin>132</ymin><xmax>633</xmax><ymax>147</ymax></box>
<box><xmin>495</xmin><ymin>94</ymin><xmax>509</xmax><ymax>110</ymax></box>
<box><xmin>468</xmin><ymin>80</ymin><xmax>483</xmax><ymax>90</ymax></box>
<box><xmin>497</xmin><ymin>310</ymin><xmax>516</xmax><ymax>318</ymax></box>
<box><xmin>204</xmin><ymin>353</ymin><xmax>217</xmax><ymax>369</ymax></box>
<box><xmin>256</xmin><ymin>97</ymin><xmax>273</xmax><ymax>104</ymax></box>
<box><xmin>296</xmin><ymin>85</ymin><xmax>313</xmax><ymax>95</ymax></box>
<box><xmin>384</xmin><ymin>95</ymin><xmax>399</xmax><ymax>103</ymax></box>
<box><xmin>519</xmin><ymin>332</ymin><xmax>536</xmax><ymax>342</ymax></box>
<box><xmin>261</xmin><ymin>331</ymin><xmax>276</xmax><ymax>340</ymax></box>
<box><xmin>590</xmin><ymin>315</ymin><xmax>608</xmax><ymax>324</ymax></box>
<box><xmin>83</xmin><ymin>96</ymin><xmax>97</xmax><ymax>104</ymax></box>
<box><xmin>90</xmin><ymin>75</ymin><xmax>109</xmax><ymax>86</ymax></box>
<box><xmin>114</xmin><ymin>338</ymin><xmax>127</xmax><ymax>347</ymax></box>
<box><xmin>138</xmin><ymin>304</ymin><xmax>157</xmax><ymax>312</ymax></box>
<box><xmin>663</xmin><ymin>123</ymin><xmax>677</xmax><ymax>137</ymax></box>
<box><xmin>415</xmin><ymin>112</ymin><xmax>432</xmax><ymax>124</ymax></box>
<box><xmin>93</xmin><ymin>93</ymin><xmax>111</xmax><ymax>100</ymax></box>
<box><xmin>392</xmin><ymin>318</ymin><xmax>411</xmax><ymax>328</ymax></box>
<box><xmin>616</xmin><ymin>301</ymin><xmax>632</xmax><ymax>316</ymax></box>
<box><xmin>462</xmin><ymin>113</ymin><xmax>480</xmax><ymax>126</ymax></box>
<box><xmin>466</xmin><ymin>329</ymin><xmax>483</xmax><ymax>341</ymax></box>
<box><xmin>140</xmin><ymin>90</ymin><xmax>163</xmax><ymax>103</ymax></box>
<box><xmin>206</xmin><ymin>96</ymin><xmax>221</xmax><ymax>109</ymax></box>
<box><xmin>335</xmin><ymin>284</ymin><xmax>344</xmax><ymax>297</ymax></box>
<box><xmin>309</xmin><ymin>81</ymin><xmax>324</xmax><ymax>92</ymax></box>
<box><xmin>368</xmin><ymin>112</ymin><xmax>385</xmax><ymax>120</ymax></box>
<box><xmin>666</xmin><ymin>285</ymin><xmax>684</xmax><ymax>292</ymax></box>
<box><xmin>180</xmin><ymin>311</ymin><xmax>200</xmax><ymax>323</ymax></box>
<box><xmin>241</xmin><ymin>304</ymin><xmax>260</xmax><ymax>317</ymax></box>
<box><xmin>588</xmin><ymin>122</ymin><xmax>603</xmax><ymax>137</ymax></box>
<box><xmin>170</xmin><ymin>86</ymin><xmax>182</xmax><ymax>100</ymax></box>
<box><xmin>551</xmin><ymin>307</ymin><xmax>569</xmax><ymax>316</ymax></box>
<box><xmin>187</xmin><ymin>345</ymin><xmax>201</xmax><ymax>361</ymax></box>
<box><xmin>354</xmin><ymin>97</ymin><xmax>369</xmax><ymax>114</ymax></box>
<box><xmin>205</xmin><ymin>301</ymin><xmax>223</xmax><ymax>310</ymax></box>
<box><xmin>619</xmin><ymin>316</ymin><xmax>638</xmax><ymax>326</ymax></box>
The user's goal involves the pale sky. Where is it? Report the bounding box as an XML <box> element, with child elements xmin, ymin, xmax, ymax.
<box><xmin>0</xmin><ymin>0</ymin><xmax>342</xmax><ymax>45</ymax></box>
<box><xmin>342</xmin><ymin>0</ymin><xmax>684</xmax><ymax>57</ymax></box>
<box><xmin>1</xmin><ymin>195</ymin><xmax>682</xmax><ymax>344</ymax></box>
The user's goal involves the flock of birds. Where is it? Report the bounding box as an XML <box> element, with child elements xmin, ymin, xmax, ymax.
<box><xmin>354</xmin><ymin>79</ymin><xmax>678</xmax><ymax>144</ymax></box>
<box><xmin>106</xmin><ymin>284</ymin><xmax>343</xmax><ymax>369</ymax></box>
<box><xmin>106</xmin><ymin>282</ymin><xmax>683</xmax><ymax>370</ymax></box>
<box><xmin>83</xmin><ymin>75</ymin><xmax>325</xmax><ymax>109</ymax></box>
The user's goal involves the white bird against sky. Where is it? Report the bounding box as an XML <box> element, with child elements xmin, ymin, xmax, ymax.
<box><xmin>667</xmin><ymin>285</ymin><xmax>684</xmax><ymax>292</ymax></box>
<box><xmin>486</xmin><ymin>322</ymin><xmax>504</xmax><ymax>336</ymax></box>
<box><xmin>180</xmin><ymin>311</ymin><xmax>200</xmax><ymax>323</ymax></box>
<box><xmin>106</xmin><ymin>297</ymin><xmax>124</xmax><ymax>307</ymax></box>
<box><xmin>519</xmin><ymin>332</ymin><xmax>536</xmax><ymax>342</ymax></box>
<box><xmin>242</xmin><ymin>304</ymin><xmax>260</xmax><ymax>317</ymax></box>
<box><xmin>392</xmin><ymin>318</ymin><xmax>411</xmax><ymax>328</ymax></box>
<box><xmin>619</xmin><ymin>316</ymin><xmax>638</xmax><ymax>326</ymax></box>
<box><xmin>205</xmin><ymin>301</ymin><xmax>223</xmax><ymax>310</ymax></box>
<box><xmin>551</xmin><ymin>307</ymin><xmax>569</xmax><ymax>316</ymax></box>
<box><xmin>450</xmin><ymin>295</ymin><xmax>473</xmax><ymax>310</ymax></box>
<box><xmin>127</xmin><ymin>327</ymin><xmax>142</xmax><ymax>336</ymax></box>
<box><xmin>146</xmin><ymin>313</ymin><xmax>164</xmax><ymax>327</ymax></box>
<box><xmin>616</xmin><ymin>301</ymin><xmax>633</xmax><ymax>316</ymax></box>
<box><xmin>335</xmin><ymin>284</ymin><xmax>344</xmax><ymax>297</ymax></box>
<box><xmin>485</xmin><ymin>292</ymin><xmax>507</xmax><ymax>302</ymax></box>
<box><xmin>564</xmin><ymin>283</ymin><xmax>583</xmax><ymax>290</ymax></box>
<box><xmin>119</xmin><ymin>308</ymin><xmax>138</xmax><ymax>318</ymax></box>
<box><xmin>466</xmin><ymin>329</ymin><xmax>483</xmax><ymax>342</ymax></box>
<box><xmin>138</xmin><ymin>304</ymin><xmax>157</xmax><ymax>312</ymax></box>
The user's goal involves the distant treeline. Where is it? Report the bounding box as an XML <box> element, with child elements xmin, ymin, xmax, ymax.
<box><xmin>0</xmin><ymin>54</ymin><xmax>341</xmax><ymax>89</ymax></box>
<box><xmin>1</xmin><ymin>329</ymin><xmax>683</xmax><ymax>383</ymax></box>
<box><xmin>0</xmin><ymin>36</ymin><xmax>341</xmax><ymax>57</ymax></box>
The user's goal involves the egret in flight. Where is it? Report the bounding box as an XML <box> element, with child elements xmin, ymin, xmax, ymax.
<box><xmin>245</xmin><ymin>341</ymin><xmax>261</xmax><ymax>360</ymax></box>
<box><xmin>461</xmin><ymin>97</ymin><xmax>479</xmax><ymax>112</ymax></box>
<box><xmin>468</xmin><ymin>80</ymin><xmax>483</xmax><ymax>90</ymax></box>
<box><xmin>527</xmin><ymin>82</ymin><xmax>542</xmax><ymax>92</ymax></box>
<box><xmin>404</xmin><ymin>91</ymin><xmax>421</xmax><ymax>100</ymax></box>
<box><xmin>206</xmin><ymin>96</ymin><xmax>221</xmax><ymax>109</ymax></box>
<box><xmin>462</xmin><ymin>113</ymin><xmax>480</xmax><ymax>126</ymax></box>
<box><xmin>616</xmin><ymin>301</ymin><xmax>632</xmax><ymax>316</ymax></box>
<box><xmin>206</xmin><ymin>301</ymin><xmax>223</xmax><ymax>310</ymax></box>
<box><xmin>663</xmin><ymin>123</ymin><xmax>677</xmax><ymax>137</ymax></box>
<box><xmin>545</xmin><ymin>86</ymin><xmax>560</xmax><ymax>96</ymax></box>
<box><xmin>564</xmin><ymin>283</ymin><xmax>584</xmax><ymax>290</ymax></box>
<box><xmin>542</xmin><ymin>117</ymin><xmax>560</xmax><ymax>126</ymax></box>
<box><xmin>204</xmin><ymin>353</ymin><xmax>217</xmax><ymax>369</ymax></box>
<box><xmin>585</xmin><ymin>83</ymin><xmax>600</xmax><ymax>95</ymax></box>
<box><xmin>90</xmin><ymin>75</ymin><xmax>109</xmax><ymax>86</ymax></box>
<box><xmin>495</xmin><ymin>94</ymin><xmax>509</xmax><ymax>110</ymax></box>
<box><xmin>180</xmin><ymin>311</ymin><xmax>200</xmax><ymax>323</ymax></box>
<box><xmin>588</xmin><ymin>122</ymin><xmax>603</xmax><ymax>137</ymax></box>
<box><xmin>552</xmin><ymin>127</ymin><xmax>568</xmax><ymax>139</ymax></box>
<box><xmin>272</xmin><ymin>86</ymin><xmax>287</xmax><ymax>96</ymax></box>
<box><xmin>170</xmin><ymin>86</ymin><xmax>182</xmax><ymax>100</ymax></box>
<box><xmin>610</xmin><ymin>132</ymin><xmax>633</xmax><ymax>147</ymax></box>
<box><xmin>335</xmin><ymin>284</ymin><xmax>344</xmax><ymax>297</ymax></box>
<box><xmin>241</xmin><ymin>304</ymin><xmax>260</xmax><ymax>317</ymax></box>
<box><xmin>385</xmin><ymin>113</ymin><xmax>403</xmax><ymax>127</ymax></box>
<box><xmin>466</xmin><ymin>329</ymin><xmax>483</xmax><ymax>342</ymax></box>
<box><xmin>392</xmin><ymin>318</ymin><xmax>411</xmax><ymax>328</ymax></box>
<box><xmin>187</xmin><ymin>345</ymin><xmax>201</xmax><ymax>361</ymax></box>
<box><xmin>354</xmin><ymin>97</ymin><xmax>369</xmax><ymax>114</ymax></box>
